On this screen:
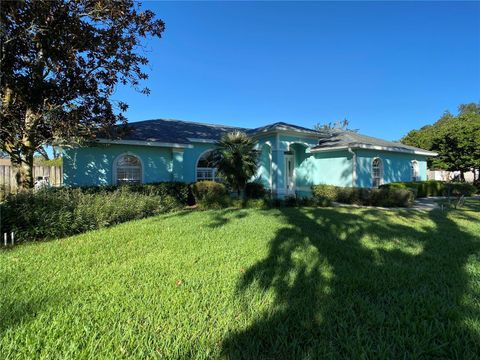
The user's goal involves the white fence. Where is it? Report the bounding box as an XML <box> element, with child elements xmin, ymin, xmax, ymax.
<box><xmin>427</xmin><ymin>169</ymin><xmax>478</xmax><ymax>183</ymax></box>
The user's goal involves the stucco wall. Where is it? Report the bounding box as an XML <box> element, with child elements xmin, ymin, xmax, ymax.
<box><xmin>355</xmin><ymin>149</ymin><xmax>428</xmax><ymax>187</ymax></box>
<box><xmin>295</xmin><ymin>150</ymin><xmax>354</xmax><ymax>190</ymax></box>
<box><xmin>62</xmin><ymin>136</ymin><xmax>429</xmax><ymax>192</ymax></box>
<box><xmin>63</xmin><ymin>142</ymin><xmax>221</xmax><ymax>186</ymax></box>
<box><xmin>182</xmin><ymin>143</ymin><xmax>217</xmax><ymax>182</ymax></box>
<box><xmin>273</xmin><ymin>134</ymin><xmax>319</xmax><ymax>195</ymax></box>
<box><xmin>63</xmin><ymin>144</ymin><xmax>173</xmax><ymax>186</ymax></box>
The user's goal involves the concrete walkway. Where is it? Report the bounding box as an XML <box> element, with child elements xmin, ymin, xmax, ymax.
<box><xmin>411</xmin><ymin>197</ymin><xmax>441</xmax><ymax>210</ymax></box>
<box><xmin>333</xmin><ymin>196</ymin><xmax>479</xmax><ymax>211</ymax></box>
<box><xmin>332</xmin><ymin>197</ymin><xmax>441</xmax><ymax>211</ymax></box>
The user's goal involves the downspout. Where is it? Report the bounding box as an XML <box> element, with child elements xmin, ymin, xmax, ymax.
<box><xmin>347</xmin><ymin>147</ymin><xmax>356</xmax><ymax>187</ymax></box>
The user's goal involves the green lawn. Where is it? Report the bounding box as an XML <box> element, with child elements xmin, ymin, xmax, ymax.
<box><xmin>1</xmin><ymin>204</ymin><xmax>480</xmax><ymax>359</ymax></box>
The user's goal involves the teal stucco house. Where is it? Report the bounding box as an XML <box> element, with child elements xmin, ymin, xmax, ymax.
<box><xmin>63</xmin><ymin>119</ymin><xmax>437</xmax><ymax>197</ymax></box>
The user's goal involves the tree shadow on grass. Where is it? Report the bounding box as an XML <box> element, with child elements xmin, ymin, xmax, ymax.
<box><xmin>207</xmin><ymin>209</ymin><xmax>250</xmax><ymax>228</ymax></box>
<box><xmin>222</xmin><ymin>207</ymin><xmax>480</xmax><ymax>358</ymax></box>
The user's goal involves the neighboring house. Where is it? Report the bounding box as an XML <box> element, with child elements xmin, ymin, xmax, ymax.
<box><xmin>63</xmin><ymin>119</ymin><xmax>437</xmax><ymax>197</ymax></box>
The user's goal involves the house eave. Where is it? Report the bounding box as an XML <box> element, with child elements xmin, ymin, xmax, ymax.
<box><xmin>186</xmin><ymin>138</ymin><xmax>218</xmax><ymax>144</ymax></box>
<box><xmin>310</xmin><ymin>143</ymin><xmax>438</xmax><ymax>156</ymax></box>
<box><xmin>95</xmin><ymin>138</ymin><xmax>194</xmax><ymax>149</ymax></box>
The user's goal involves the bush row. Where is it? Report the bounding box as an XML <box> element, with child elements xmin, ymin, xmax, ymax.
<box><xmin>379</xmin><ymin>180</ymin><xmax>477</xmax><ymax>198</ymax></box>
<box><xmin>0</xmin><ymin>183</ymin><xmax>191</xmax><ymax>243</ymax></box>
<box><xmin>312</xmin><ymin>185</ymin><xmax>415</xmax><ymax>208</ymax></box>
<box><xmin>8</xmin><ymin>179</ymin><xmax>472</xmax><ymax>243</ymax></box>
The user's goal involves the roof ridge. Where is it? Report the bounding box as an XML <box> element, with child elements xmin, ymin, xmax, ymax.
<box><xmin>131</xmin><ymin>118</ymin><xmax>250</xmax><ymax>130</ymax></box>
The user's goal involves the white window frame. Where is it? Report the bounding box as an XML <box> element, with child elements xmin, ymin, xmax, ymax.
<box><xmin>195</xmin><ymin>150</ymin><xmax>221</xmax><ymax>182</ymax></box>
<box><xmin>372</xmin><ymin>157</ymin><xmax>383</xmax><ymax>187</ymax></box>
<box><xmin>411</xmin><ymin>160</ymin><xmax>420</xmax><ymax>181</ymax></box>
<box><xmin>113</xmin><ymin>153</ymin><xmax>144</xmax><ymax>185</ymax></box>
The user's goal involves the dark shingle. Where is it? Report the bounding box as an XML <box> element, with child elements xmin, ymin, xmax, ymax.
<box><xmin>314</xmin><ymin>129</ymin><xmax>435</xmax><ymax>154</ymax></box>
<box><xmin>100</xmin><ymin>118</ymin><xmax>434</xmax><ymax>155</ymax></box>
<box><xmin>109</xmin><ymin>119</ymin><xmax>247</xmax><ymax>144</ymax></box>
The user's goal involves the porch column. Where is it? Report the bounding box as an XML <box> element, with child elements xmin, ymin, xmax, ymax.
<box><xmin>271</xmin><ymin>149</ymin><xmax>285</xmax><ymax>196</ymax></box>
<box><xmin>171</xmin><ymin>148</ymin><xmax>184</xmax><ymax>182</ymax></box>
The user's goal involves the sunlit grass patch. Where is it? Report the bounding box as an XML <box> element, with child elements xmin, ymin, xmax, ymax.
<box><xmin>1</xmin><ymin>204</ymin><xmax>479</xmax><ymax>358</ymax></box>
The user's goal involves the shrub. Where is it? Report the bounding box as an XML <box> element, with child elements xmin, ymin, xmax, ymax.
<box><xmin>192</xmin><ymin>181</ymin><xmax>229</xmax><ymax>209</ymax></box>
<box><xmin>75</xmin><ymin>182</ymin><xmax>193</xmax><ymax>205</ymax></box>
<box><xmin>314</xmin><ymin>196</ymin><xmax>332</xmax><ymax>207</ymax></box>
<box><xmin>283</xmin><ymin>195</ymin><xmax>298</xmax><ymax>207</ymax></box>
<box><xmin>245</xmin><ymin>182</ymin><xmax>267</xmax><ymax>199</ymax></box>
<box><xmin>444</xmin><ymin>182</ymin><xmax>477</xmax><ymax>197</ymax></box>
<box><xmin>311</xmin><ymin>185</ymin><xmax>415</xmax><ymax>208</ymax></box>
<box><xmin>311</xmin><ymin>185</ymin><xmax>338</xmax><ymax>202</ymax></box>
<box><xmin>370</xmin><ymin>188</ymin><xmax>415</xmax><ymax>208</ymax></box>
<box><xmin>297</xmin><ymin>197</ymin><xmax>317</xmax><ymax>207</ymax></box>
<box><xmin>246</xmin><ymin>198</ymin><xmax>270</xmax><ymax>209</ymax></box>
<box><xmin>0</xmin><ymin>183</ymin><xmax>190</xmax><ymax>243</ymax></box>
<box><xmin>336</xmin><ymin>187</ymin><xmax>359</xmax><ymax>204</ymax></box>
<box><xmin>380</xmin><ymin>181</ymin><xmax>476</xmax><ymax>198</ymax></box>
<box><xmin>230</xmin><ymin>198</ymin><xmax>270</xmax><ymax>209</ymax></box>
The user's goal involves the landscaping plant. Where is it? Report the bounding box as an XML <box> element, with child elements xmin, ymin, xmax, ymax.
<box><xmin>0</xmin><ymin>183</ymin><xmax>189</xmax><ymax>243</ymax></box>
<box><xmin>209</xmin><ymin>132</ymin><xmax>259</xmax><ymax>198</ymax></box>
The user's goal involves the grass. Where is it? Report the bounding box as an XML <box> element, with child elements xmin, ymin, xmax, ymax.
<box><xmin>436</xmin><ymin>197</ymin><xmax>480</xmax><ymax>212</ymax></box>
<box><xmin>1</xmin><ymin>204</ymin><xmax>480</xmax><ymax>359</ymax></box>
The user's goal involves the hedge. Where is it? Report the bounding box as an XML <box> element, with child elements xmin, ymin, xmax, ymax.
<box><xmin>0</xmin><ymin>182</ymin><xmax>191</xmax><ymax>243</ymax></box>
<box><xmin>245</xmin><ymin>182</ymin><xmax>267</xmax><ymax>199</ymax></box>
<box><xmin>191</xmin><ymin>181</ymin><xmax>230</xmax><ymax>209</ymax></box>
<box><xmin>312</xmin><ymin>185</ymin><xmax>415</xmax><ymax>208</ymax></box>
<box><xmin>380</xmin><ymin>181</ymin><xmax>477</xmax><ymax>198</ymax></box>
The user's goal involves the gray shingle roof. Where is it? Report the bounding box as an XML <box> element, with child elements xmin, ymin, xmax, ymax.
<box><xmin>109</xmin><ymin>119</ymin><xmax>247</xmax><ymax>143</ymax></box>
<box><xmin>313</xmin><ymin>129</ymin><xmax>436</xmax><ymax>155</ymax></box>
<box><xmin>248</xmin><ymin>122</ymin><xmax>320</xmax><ymax>136</ymax></box>
<box><xmin>100</xmin><ymin>118</ymin><xmax>435</xmax><ymax>155</ymax></box>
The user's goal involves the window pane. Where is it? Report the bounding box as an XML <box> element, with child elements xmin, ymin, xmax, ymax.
<box><xmin>372</xmin><ymin>158</ymin><xmax>382</xmax><ymax>187</ymax></box>
<box><xmin>117</xmin><ymin>155</ymin><xmax>142</xmax><ymax>184</ymax></box>
<box><xmin>196</xmin><ymin>151</ymin><xmax>219</xmax><ymax>182</ymax></box>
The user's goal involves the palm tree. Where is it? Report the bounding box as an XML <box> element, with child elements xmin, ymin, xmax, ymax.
<box><xmin>209</xmin><ymin>131</ymin><xmax>259</xmax><ymax>198</ymax></box>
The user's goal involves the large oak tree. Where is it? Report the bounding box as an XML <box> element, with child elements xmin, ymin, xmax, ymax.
<box><xmin>1</xmin><ymin>0</ymin><xmax>164</xmax><ymax>188</ymax></box>
<box><xmin>401</xmin><ymin>103</ymin><xmax>480</xmax><ymax>182</ymax></box>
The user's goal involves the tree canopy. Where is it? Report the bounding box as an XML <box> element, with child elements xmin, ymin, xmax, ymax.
<box><xmin>314</xmin><ymin>118</ymin><xmax>358</xmax><ymax>132</ymax></box>
<box><xmin>401</xmin><ymin>103</ymin><xmax>480</xmax><ymax>181</ymax></box>
<box><xmin>0</xmin><ymin>0</ymin><xmax>164</xmax><ymax>188</ymax></box>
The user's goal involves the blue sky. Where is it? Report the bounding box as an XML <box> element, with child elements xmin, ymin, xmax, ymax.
<box><xmin>114</xmin><ymin>1</ymin><xmax>480</xmax><ymax>141</ymax></box>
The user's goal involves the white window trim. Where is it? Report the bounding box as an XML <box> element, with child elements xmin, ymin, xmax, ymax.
<box><xmin>372</xmin><ymin>157</ymin><xmax>384</xmax><ymax>187</ymax></box>
<box><xmin>112</xmin><ymin>152</ymin><xmax>144</xmax><ymax>185</ymax></box>
<box><xmin>284</xmin><ymin>149</ymin><xmax>296</xmax><ymax>195</ymax></box>
<box><xmin>195</xmin><ymin>149</ymin><xmax>220</xmax><ymax>182</ymax></box>
<box><xmin>411</xmin><ymin>160</ymin><xmax>420</xmax><ymax>181</ymax></box>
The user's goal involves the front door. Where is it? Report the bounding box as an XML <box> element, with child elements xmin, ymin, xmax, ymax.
<box><xmin>284</xmin><ymin>155</ymin><xmax>295</xmax><ymax>195</ymax></box>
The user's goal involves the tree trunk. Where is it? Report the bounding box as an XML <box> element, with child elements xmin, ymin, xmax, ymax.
<box><xmin>13</xmin><ymin>150</ymin><xmax>34</xmax><ymax>190</ymax></box>
<box><xmin>460</xmin><ymin>170</ymin><xmax>465</xmax><ymax>182</ymax></box>
<box><xmin>14</xmin><ymin>109</ymin><xmax>38</xmax><ymax>190</ymax></box>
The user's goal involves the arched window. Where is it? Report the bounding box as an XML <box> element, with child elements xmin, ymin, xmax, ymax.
<box><xmin>115</xmin><ymin>154</ymin><xmax>142</xmax><ymax>185</ymax></box>
<box><xmin>411</xmin><ymin>160</ymin><xmax>420</xmax><ymax>181</ymax></box>
<box><xmin>372</xmin><ymin>157</ymin><xmax>383</xmax><ymax>187</ymax></box>
<box><xmin>196</xmin><ymin>150</ymin><xmax>220</xmax><ymax>181</ymax></box>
